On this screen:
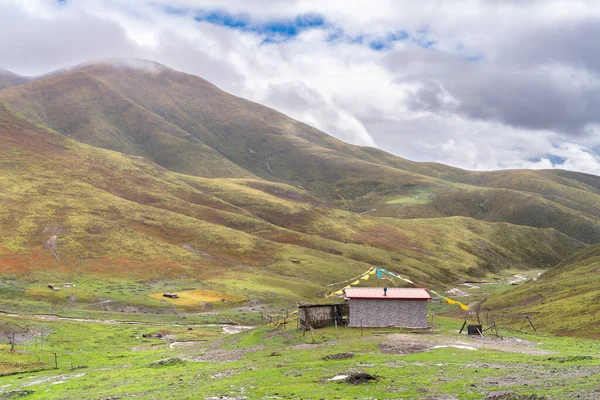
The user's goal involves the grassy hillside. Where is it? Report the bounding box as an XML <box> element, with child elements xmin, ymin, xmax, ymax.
<box><xmin>0</xmin><ymin>103</ymin><xmax>585</xmax><ymax>314</ymax></box>
<box><xmin>0</xmin><ymin>62</ymin><xmax>437</xmax><ymax>192</ymax></box>
<box><xmin>485</xmin><ymin>243</ymin><xmax>600</xmax><ymax>337</ymax></box>
<box><xmin>2</xmin><ymin>61</ymin><xmax>600</xmax><ymax>244</ymax></box>
<box><xmin>371</xmin><ymin>183</ymin><xmax>600</xmax><ymax>244</ymax></box>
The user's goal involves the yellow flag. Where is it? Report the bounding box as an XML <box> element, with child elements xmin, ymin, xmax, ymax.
<box><xmin>343</xmin><ymin>285</ymin><xmax>351</xmax><ymax>289</ymax></box>
<box><xmin>333</xmin><ymin>290</ymin><xmax>344</xmax><ymax>295</ymax></box>
<box><xmin>361</xmin><ymin>274</ymin><xmax>370</xmax><ymax>280</ymax></box>
<box><xmin>460</xmin><ymin>304</ymin><xmax>469</xmax><ymax>311</ymax></box>
<box><xmin>369</xmin><ymin>270</ymin><xmax>377</xmax><ymax>275</ymax></box>
<box><xmin>351</xmin><ymin>280</ymin><xmax>360</xmax><ymax>285</ymax></box>
<box><xmin>446</xmin><ymin>298</ymin><xmax>457</xmax><ymax>305</ymax></box>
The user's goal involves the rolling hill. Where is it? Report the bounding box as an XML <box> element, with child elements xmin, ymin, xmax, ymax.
<box><xmin>0</xmin><ymin>59</ymin><xmax>599</xmax><ymax>317</ymax></box>
<box><xmin>485</xmin><ymin>242</ymin><xmax>600</xmax><ymax>337</ymax></box>
<box><xmin>2</xmin><ymin>60</ymin><xmax>600</xmax><ymax>244</ymax></box>
<box><xmin>0</xmin><ymin>100</ymin><xmax>584</xmax><ymax>312</ymax></box>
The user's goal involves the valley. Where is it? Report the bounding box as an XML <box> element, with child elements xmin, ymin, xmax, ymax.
<box><xmin>1</xmin><ymin>60</ymin><xmax>600</xmax><ymax>398</ymax></box>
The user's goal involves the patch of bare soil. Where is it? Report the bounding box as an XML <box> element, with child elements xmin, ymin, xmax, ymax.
<box><xmin>380</xmin><ymin>341</ymin><xmax>431</xmax><ymax>355</ymax></box>
<box><xmin>344</xmin><ymin>372</ymin><xmax>378</xmax><ymax>385</ymax></box>
<box><xmin>210</xmin><ymin>369</ymin><xmax>238</xmax><ymax>379</ymax></box>
<box><xmin>482</xmin><ymin>365</ymin><xmax>600</xmax><ymax>387</ymax></box>
<box><xmin>148</xmin><ymin>358</ymin><xmax>185</xmax><ymax>368</ymax></box>
<box><xmin>264</xmin><ymin>330</ymin><xmax>295</xmax><ymax>340</ymax></box>
<box><xmin>22</xmin><ymin>373</ymin><xmax>85</xmax><ymax>387</ymax></box>
<box><xmin>188</xmin><ymin>345</ymin><xmax>264</xmax><ymax>363</ymax></box>
<box><xmin>547</xmin><ymin>355</ymin><xmax>593</xmax><ymax>363</ymax></box>
<box><xmin>290</xmin><ymin>342</ymin><xmax>329</xmax><ymax>349</ymax></box>
<box><xmin>323</xmin><ymin>352</ymin><xmax>354</xmax><ymax>360</ymax></box>
<box><xmin>381</xmin><ymin>334</ymin><xmax>552</xmax><ymax>355</ymax></box>
<box><xmin>487</xmin><ymin>393</ymin><xmax>545</xmax><ymax>400</ymax></box>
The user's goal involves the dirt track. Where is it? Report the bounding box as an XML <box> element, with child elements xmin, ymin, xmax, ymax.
<box><xmin>381</xmin><ymin>333</ymin><xmax>552</xmax><ymax>355</ymax></box>
<box><xmin>0</xmin><ymin>311</ymin><xmax>254</xmax><ymax>333</ymax></box>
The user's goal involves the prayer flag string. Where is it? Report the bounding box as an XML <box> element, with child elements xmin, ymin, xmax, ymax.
<box><xmin>325</xmin><ymin>266</ymin><xmax>469</xmax><ymax>310</ymax></box>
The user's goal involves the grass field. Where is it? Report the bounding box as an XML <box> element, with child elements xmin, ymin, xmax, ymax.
<box><xmin>1</xmin><ymin>304</ymin><xmax>600</xmax><ymax>399</ymax></box>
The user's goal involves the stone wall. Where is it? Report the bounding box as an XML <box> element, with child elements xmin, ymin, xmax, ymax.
<box><xmin>347</xmin><ymin>299</ymin><xmax>428</xmax><ymax>328</ymax></box>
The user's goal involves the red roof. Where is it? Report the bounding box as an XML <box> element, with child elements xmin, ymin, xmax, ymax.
<box><xmin>345</xmin><ymin>287</ymin><xmax>431</xmax><ymax>300</ymax></box>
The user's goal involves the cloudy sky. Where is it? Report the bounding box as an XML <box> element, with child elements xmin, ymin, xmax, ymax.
<box><xmin>2</xmin><ymin>0</ymin><xmax>600</xmax><ymax>174</ymax></box>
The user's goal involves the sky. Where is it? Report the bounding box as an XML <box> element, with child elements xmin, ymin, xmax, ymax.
<box><xmin>2</xmin><ymin>0</ymin><xmax>600</xmax><ymax>174</ymax></box>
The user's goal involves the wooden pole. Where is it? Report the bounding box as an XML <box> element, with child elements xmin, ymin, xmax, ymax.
<box><xmin>309</xmin><ymin>326</ymin><xmax>315</xmax><ymax>343</ymax></box>
<box><xmin>494</xmin><ymin>318</ymin><xmax>499</xmax><ymax>338</ymax></box>
<box><xmin>334</xmin><ymin>319</ymin><xmax>339</xmax><ymax>339</ymax></box>
<box><xmin>53</xmin><ymin>353</ymin><xmax>58</xmax><ymax>369</ymax></box>
<box><xmin>360</xmin><ymin>319</ymin><xmax>363</xmax><ymax>336</ymax></box>
<box><xmin>459</xmin><ymin>320</ymin><xmax>467</xmax><ymax>334</ymax></box>
<box><xmin>526</xmin><ymin>316</ymin><xmax>537</xmax><ymax>332</ymax></box>
<box><xmin>431</xmin><ymin>312</ymin><xmax>435</xmax><ymax>333</ymax></box>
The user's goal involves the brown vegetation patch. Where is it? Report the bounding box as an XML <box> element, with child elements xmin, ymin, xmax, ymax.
<box><xmin>0</xmin><ymin>249</ymin><xmax>62</xmax><ymax>275</ymax></box>
<box><xmin>0</xmin><ymin>362</ymin><xmax>45</xmax><ymax>376</ymax></box>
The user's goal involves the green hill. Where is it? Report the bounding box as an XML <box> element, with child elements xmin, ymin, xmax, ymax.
<box><xmin>2</xmin><ymin>59</ymin><xmax>600</xmax><ymax>318</ymax></box>
<box><xmin>2</xmin><ymin>61</ymin><xmax>600</xmax><ymax>244</ymax></box>
<box><xmin>0</xmin><ymin>102</ymin><xmax>585</xmax><ymax>313</ymax></box>
<box><xmin>485</xmin><ymin>243</ymin><xmax>600</xmax><ymax>337</ymax></box>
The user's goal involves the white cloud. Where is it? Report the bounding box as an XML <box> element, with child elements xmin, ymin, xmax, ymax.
<box><xmin>2</xmin><ymin>0</ymin><xmax>600</xmax><ymax>175</ymax></box>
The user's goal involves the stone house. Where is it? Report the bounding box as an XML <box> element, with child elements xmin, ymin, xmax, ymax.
<box><xmin>345</xmin><ymin>287</ymin><xmax>431</xmax><ymax>328</ymax></box>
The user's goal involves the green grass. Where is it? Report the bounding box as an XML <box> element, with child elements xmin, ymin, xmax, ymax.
<box><xmin>486</xmin><ymin>243</ymin><xmax>600</xmax><ymax>337</ymax></box>
<box><xmin>385</xmin><ymin>187</ymin><xmax>434</xmax><ymax>205</ymax></box>
<box><xmin>1</xmin><ymin>310</ymin><xmax>600</xmax><ymax>399</ymax></box>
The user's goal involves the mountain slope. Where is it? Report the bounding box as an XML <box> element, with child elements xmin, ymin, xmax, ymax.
<box><xmin>486</xmin><ymin>243</ymin><xmax>600</xmax><ymax>337</ymax></box>
<box><xmin>0</xmin><ymin>103</ymin><xmax>585</xmax><ymax>311</ymax></box>
<box><xmin>0</xmin><ymin>69</ymin><xmax>29</xmax><ymax>90</ymax></box>
<box><xmin>2</xmin><ymin>60</ymin><xmax>600</xmax><ymax>244</ymax></box>
<box><xmin>0</xmin><ymin>61</ymin><xmax>437</xmax><ymax>192</ymax></box>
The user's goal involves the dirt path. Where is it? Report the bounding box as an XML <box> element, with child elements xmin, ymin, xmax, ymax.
<box><xmin>381</xmin><ymin>333</ymin><xmax>552</xmax><ymax>355</ymax></box>
<box><xmin>0</xmin><ymin>312</ymin><xmax>254</xmax><ymax>333</ymax></box>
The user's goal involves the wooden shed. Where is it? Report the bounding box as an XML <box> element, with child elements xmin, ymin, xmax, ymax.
<box><xmin>298</xmin><ymin>303</ymin><xmax>347</xmax><ymax>329</ymax></box>
<box><xmin>345</xmin><ymin>287</ymin><xmax>431</xmax><ymax>328</ymax></box>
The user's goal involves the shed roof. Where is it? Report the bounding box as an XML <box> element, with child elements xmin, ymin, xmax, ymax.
<box><xmin>298</xmin><ymin>303</ymin><xmax>342</xmax><ymax>308</ymax></box>
<box><xmin>345</xmin><ymin>287</ymin><xmax>431</xmax><ymax>300</ymax></box>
